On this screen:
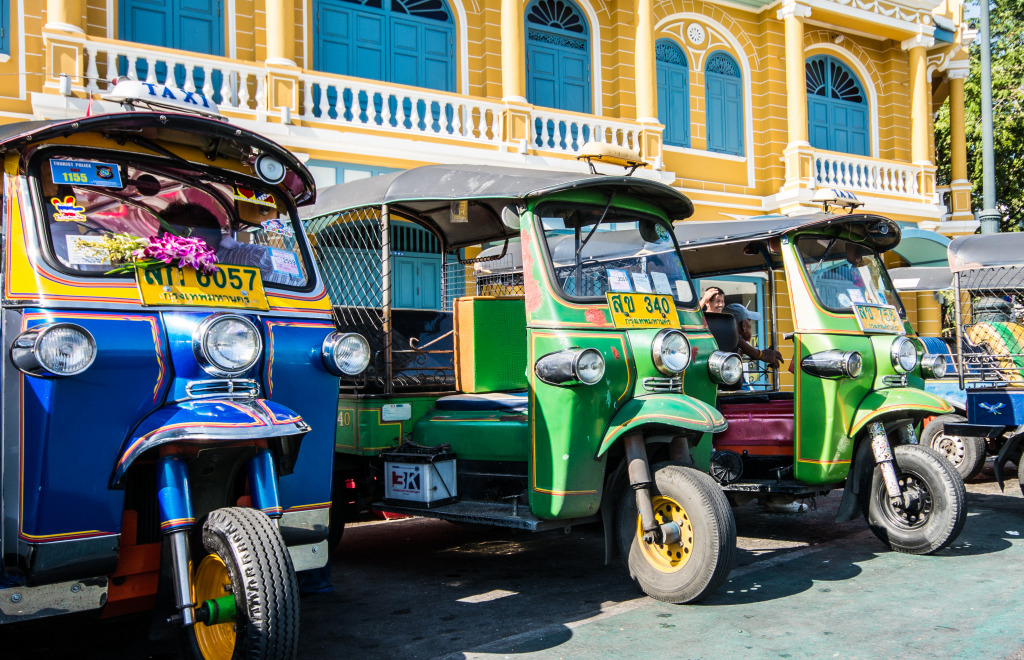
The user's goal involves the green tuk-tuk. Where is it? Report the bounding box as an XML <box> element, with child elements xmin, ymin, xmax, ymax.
<box><xmin>679</xmin><ymin>207</ymin><xmax>967</xmax><ymax>554</ymax></box>
<box><xmin>303</xmin><ymin>164</ymin><xmax>747</xmax><ymax>603</ymax></box>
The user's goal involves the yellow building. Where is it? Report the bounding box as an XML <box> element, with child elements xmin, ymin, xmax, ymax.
<box><xmin>6</xmin><ymin>0</ymin><xmax>974</xmax><ymax>234</ymax></box>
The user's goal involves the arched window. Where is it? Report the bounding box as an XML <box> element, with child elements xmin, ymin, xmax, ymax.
<box><xmin>805</xmin><ymin>55</ymin><xmax>869</xmax><ymax>156</ymax></box>
<box><xmin>525</xmin><ymin>0</ymin><xmax>591</xmax><ymax>113</ymax></box>
<box><xmin>314</xmin><ymin>0</ymin><xmax>455</xmax><ymax>92</ymax></box>
<box><xmin>656</xmin><ymin>40</ymin><xmax>689</xmax><ymax>148</ymax></box>
<box><xmin>705</xmin><ymin>52</ymin><xmax>743</xmax><ymax>156</ymax></box>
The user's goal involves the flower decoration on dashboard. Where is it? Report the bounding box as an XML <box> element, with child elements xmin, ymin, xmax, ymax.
<box><xmin>99</xmin><ymin>232</ymin><xmax>219</xmax><ymax>275</ymax></box>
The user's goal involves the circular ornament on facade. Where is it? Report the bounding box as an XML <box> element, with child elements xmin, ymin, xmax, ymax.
<box><xmin>687</xmin><ymin>23</ymin><xmax>706</xmax><ymax>45</ymax></box>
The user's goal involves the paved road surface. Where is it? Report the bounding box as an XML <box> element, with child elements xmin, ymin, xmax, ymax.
<box><xmin>5</xmin><ymin>470</ymin><xmax>1023</xmax><ymax>659</ymax></box>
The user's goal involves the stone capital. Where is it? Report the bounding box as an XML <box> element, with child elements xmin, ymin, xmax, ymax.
<box><xmin>901</xmin><ymin>34</ymin><xmax>935</xmax><ymax>51</ymax></box>
<box><xmin>776</xmin><ymin>2</ymin><xmax>811</xmax><ymax>21</ymax></box>
<box><xmin>946</xmin><ymin>63</ymin><xmax>970</xmax><ymax>80</ymax></box>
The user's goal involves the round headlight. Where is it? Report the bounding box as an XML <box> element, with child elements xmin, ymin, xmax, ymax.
<box><xmin>708</xmin><ymin>351</ymin><xmax>743</xmax><ymax>385</ymax></box>
<box><xmin>323</xmin><ymin>332</ymin><xmax>371</xmax><ymax>376</ymax></box>
<box><xmin>890</xmin><ymin>337</ymin><xmax>918</xmax><ymax>373</ymax></box>
<box><xmin>194</xmin><ymin>314</ymin><xmax>261</xmax><ymax>377</ymax></box>
<box><xmin>653</xmin><ymin>329</ymin><xmax>691</xmax><ymax>375</ymax></box>
<box><xmin>255</xmin><ymin>154</ymin><xmax>286</xmax><ymax>184</ymax></box>
<box><xmin>574</xmin><ymin>348</ymin><xmax>606</xmax><ymax>385</ymax></box>
<box><xmin>11</xmin><ymin>323</ymin><xmax>97</xmax><ymax>377</ymax></box>
<box><xmin>843</xmin><ymin>351</ymin><xmax>864</xmax><ymax>378</ymax></box>
<box><xmin>921</xmin><ymin>353</ymin><xmax>948</xmax><ymax>379</ymax></box>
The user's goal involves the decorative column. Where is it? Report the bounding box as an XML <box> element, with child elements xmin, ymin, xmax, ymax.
<box><xmin>634</xmin><ymin>0</ymin><xmax>662</xmax><ymax>166</ymax></box>
<box><xmin>265</xmin><ymin>0</ymin><xmax>298</xmax><ymax>124</ymax></box>
<box><xmin>501</xmin><ymin>0</ymin><xmax>532</xmax><ymax>152</ymax></box>
<box><xmin>946</xmin><ymin>62</ymin><xmax>974</xmax><ymax>224</ymax></box>
<box><xmin>777</xmin><ymin>2</ymin><xmax>813</xmax><ymax>202</ymax></box>
<box><xmin>903</xmin><ymin>34</ymin><xmax>936</xmax><ymax>201</ymax></box>
<box><xmin>44</xmin><ymin>0</ymin><xmax>86</xmax><ymax>100</ymax></box>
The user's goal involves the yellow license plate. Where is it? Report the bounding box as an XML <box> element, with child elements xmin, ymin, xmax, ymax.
<box><xmin>852</xmin><ymin>303</ymin><xmax>905</xmax><ymax>334</ymax></box>
<box><xmin>137</xmin><ymin>264</ymin><xmax>269</xmax><ymax>310</ymax></box>
<box><xmin>606</xmin><ymin>292</ymin><xmax>680</xmax><ymax>329</ymax></box>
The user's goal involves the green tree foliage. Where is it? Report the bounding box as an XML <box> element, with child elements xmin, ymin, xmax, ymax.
<box><xmin>935</xmin><ymin>0</ymin><xmax>1024</xmax><ymax>231</ymax></box>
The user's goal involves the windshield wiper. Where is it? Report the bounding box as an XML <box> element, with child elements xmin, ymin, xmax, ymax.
<box><xmin>576</xmin><ymin>191</ymin><xmax>617</xmax><ymax>258</ymax></box>
<box><xmin>811</xmin><ymin>237</ymin><xmax>838</xmax><ymax>274</ymax></box>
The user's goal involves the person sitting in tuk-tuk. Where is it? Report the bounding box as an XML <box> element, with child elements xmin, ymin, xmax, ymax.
<box><xmin>160</xmin><ymin>201</ymin><xmax>293</xmax><ymax>285</ymax></box>
<box><xmin>724</xmin><ymin>302</ymin><xmax>784</xmax><ymax>369</ymax></box>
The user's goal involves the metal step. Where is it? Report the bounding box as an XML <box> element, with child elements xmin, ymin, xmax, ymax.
<box><xmin>719</xmin><ymin>479</ymin><xmax>836</xmax><ymax>495</ymax></box>
<box><xmin>373</xmin><ymin>499</ymin><xmax>598</xmax><ymax>532</ymax></box>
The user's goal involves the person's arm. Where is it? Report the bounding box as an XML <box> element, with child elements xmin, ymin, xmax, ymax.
<box><xmin>738</xmin><ymin>337</ymin><xmax>784</xmax><ymax>368</ymax></box>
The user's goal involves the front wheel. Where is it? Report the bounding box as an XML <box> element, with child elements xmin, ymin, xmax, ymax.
<box><xmin>862</xmin><ymin>444</ymin><xmax>967</xmax><ymax>555</ymax></box>
<box><xmin>921</xmin><ymin>414</ymin><xmax>987</xmax><ymax>480</ymax></box>
<box><xmin>616</xmin><ymin>463</ymin><xmax>736</xmax><ymax>604</ymax></box>
<box><xmin>184</xmin><ymin>507</ymin><xmax>300</xmax><ymax>660</ymax></box>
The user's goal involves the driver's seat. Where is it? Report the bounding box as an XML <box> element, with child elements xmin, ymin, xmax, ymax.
<box><xmin>705</xmin><ymin>311</ymin><xmax>740</xmax><ymax>352</ymax></box>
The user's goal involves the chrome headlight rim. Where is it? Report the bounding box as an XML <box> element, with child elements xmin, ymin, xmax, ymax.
<box><xmin>921</xmin><ymin>353</ymin><xmax>948</xmax><ymax>379</ymax></box>
<box><xmin>652</xmin><ymin>329</ymin><xmax>691</xmax><ymax>376</ymax></box>
<box><xmin>322</xmin><ymin>332</ymin><xmax>371</xmax><ymax>376</ymax></box>
<box><xmin>842</xmin><ymin>351</ymin><xmax>864</xmax><ymax>378</ymax></box>
<box><xmin>193</xmin><ymin>313</ymin><xmax>262</xmax><ymax>378</ymax></box>
<box><xmin>572</xmin><ymin>347</ymin><xmax>606</xmax><ymax>385</ymax></box>
<box><xmin>708</xmin><ymin>350</ymin><xmax>743</xmax><ymax>385</ymax></box>
<box><xmin>890</xmin><ymin>336</ymin><xmax>918</xmax><ymax>374</ymax></box>
<box><xmin>10</xmin><ymin>322</ymin><xmax>97</xmax><ymax>377</ymax></box>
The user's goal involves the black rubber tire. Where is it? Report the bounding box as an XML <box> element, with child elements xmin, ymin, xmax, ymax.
<box><xmin>1018</xmin><ymin>456</ymin><xmax>1024</xmax><ymax>498</ymax></box>
<box><xmin>921</xmin><ymin>414</ymin><xmax>987</xmax><ymax>481</ymax></box>
<box><xmin>615</xmin><ymin>463</ymin><xmax>736</xmax><ymax>604</ymax></box>
<box><xmin>183</xmin><ymin>507</ymin><xmax>299</xmax><ymax>660</ymax></box>
<box><xmin>862</xmin><ymin>444</ymin><xmax>967</xmax><ymax>555</ymax></box>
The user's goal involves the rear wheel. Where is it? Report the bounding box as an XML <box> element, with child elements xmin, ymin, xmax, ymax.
<box><xmin>1018</xmin><ymin>457</ymin><xmax>1024</xmax><ymax>498</ymax></box>
<box><xmin>921</xmin><ymin>414</ymin><xmax>987</xmax><ymax>480</ymax></box>
<box><xmin>616</xmin><ymin>463</ymin><xmax>736</xmax><ymax>603</ymax></box>
<box><xmin>862</xmin><ymin>444</ymin><xmax>966</xmax><ymax>555</ymax></box>
<box><xmin>183</xmin><ymin>507</ymin><xmax>299</xmax><ymax>660</ymax></box>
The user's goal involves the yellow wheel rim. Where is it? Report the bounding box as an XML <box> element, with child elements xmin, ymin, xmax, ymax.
<box><xmin>636</xmin><ymin>495</ymin><xmax>694</xmax><ymax>573</ymax></box>
<box><xmin>193</xmin><ymin>554</ymin><xmax>236</xmax><ymax>660</ymax></box>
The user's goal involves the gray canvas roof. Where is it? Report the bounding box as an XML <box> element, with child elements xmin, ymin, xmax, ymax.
<box><xmin>948</xmin><ymin>233</ymin><xmax>1024</xmax><ymax>273</ymax></box>
<box><xmin>0</xmin><ymin>112</ymin><xmax>316</xmax><ymax>204</ymax></box>
<box><xmin>889</xmin><ymin>266</ymin><xmax>953</xmax><ymax>292</ymax></box>
<box><xmin>303</xmin><ymin>164</ymin><xmax>695</xmax><ymax>248</ymax></box>
<box><xmin>677</xmin><ymin>213</ymin><xmax>902</xmax><ymax>277</ymax></box>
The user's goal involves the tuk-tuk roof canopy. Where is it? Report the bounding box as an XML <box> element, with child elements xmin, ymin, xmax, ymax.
<box><xmin>948</xmin><ymin>232</ymin><xmax>1024</xmax><ymax>273</ymax></box>
<box><xmin>303</xmin><ymin>164</ymin><xmax>695</xmax><ymax>248</ymax></box>
<box><xmin>677</xmin><ymin>213</ymin><xmax>901</xmax><ymax>277</ymax></box>
<box><xmin>0</xmin><ymin>113</ymin><xmax>317</xmax><ymax>205</ymax></box>
<box><xmin>889</xmin><ymin>266</ymin><xmax>953</xmax><ymax>292</ymax></box>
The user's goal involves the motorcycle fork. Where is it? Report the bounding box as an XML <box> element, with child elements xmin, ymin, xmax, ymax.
<box><xmin>868</xmin><ymin>422</ymin><xmax>903</xmax><ymax>502</ymax></box>
<box><xmin>623</xmin><ymin>433</ymin><xmax>680</xmax><ymax>546</ymax></box>
<box><xmin>156</xmin><ymin>447</ymin><xmax>283</xmax><ymax>627</ymax></box>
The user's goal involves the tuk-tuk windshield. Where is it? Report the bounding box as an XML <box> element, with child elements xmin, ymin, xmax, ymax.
<box><xmin>36</xmin><ymin>154</ymin><xmax>311</xmax><ymax>288</ymax></box>
<box><xmin>796</xmin><ymin>236</ymin><xmax>904</xmax><ymax>315</ymax></box>
<box><xmin>538</xmin><ymin>202</ymin><xmax>695</xmax><ymax>304</ymax></box>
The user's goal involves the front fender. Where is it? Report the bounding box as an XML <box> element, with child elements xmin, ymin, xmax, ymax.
<box><xmin>111</xmin><ymin>398</ymin><xmax>310</xmax><ymax>487</ymax></box>
<box><xmin>848</xmin><ymin>388</ymin><xmax>953</xmax><ymax>438</ymax></box>
<box><xmin>596</xmin><ymin>394</ymin><xmax>725</xmax><ymax>457</ymax></box>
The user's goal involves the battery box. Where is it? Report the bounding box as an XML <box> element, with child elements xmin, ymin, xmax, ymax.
<box><xmin>382</xmin><ymin>445</ymin><xmax>458</xmax><ymax>508</ymax></box>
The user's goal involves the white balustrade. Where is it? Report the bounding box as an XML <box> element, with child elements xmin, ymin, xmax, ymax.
<box><xmin>81</xmin><ymin>41</ymin><xmax>266</xmax><ymax>114</ymax></box>
<box><xmin>531</xmin><ymin>110</ymin><xmax>640</xmax><ymax>155</ymax></box>
<box><xmin>813</xmin><ymin>152</ymin><xmax>920</xmax><ymax>197</ymax></box>
<box><xmin>79</xmin><ymin>40</ymin><xmax>643</xmax><ymax>158</ymax></box>
<box><xmin>295</xmin><ymin>71</ymin><xmax>504</xmax><ymax>145</ymax></box>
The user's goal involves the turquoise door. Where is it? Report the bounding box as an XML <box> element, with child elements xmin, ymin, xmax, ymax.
<box><xmin>314</xmin><ymin>0</ymin><xmax>454</xmax><ymax>91</ymax></box>
<box><xmin>394</xmin><ymin>255</ymin><xmax>441</xmax><ymax>309</ymax></box>
<box><xmin>119</xmin><ymin>0</ymin><xmax>223</xmax><ymax>91</ymax></box>
<box><xmin>656</xmin><ymin>40</ymin><xmax>689</xmax><ymax>148</ymax></box>
<box><xmin>525</xmin><ymin>0</ymin><xmax>590</xmax><ymax>113</ymax></box>
<box><xmin>806</xmin><ymin>55</ymin><xmax>869</xmax><ymax>156</ymax></box>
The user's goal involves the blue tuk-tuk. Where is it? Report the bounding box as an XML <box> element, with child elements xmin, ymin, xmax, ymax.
<box><xmin>0</xmin><ymin>81</ymin><xmax>367</xmax><ymax>659</ymax></box>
